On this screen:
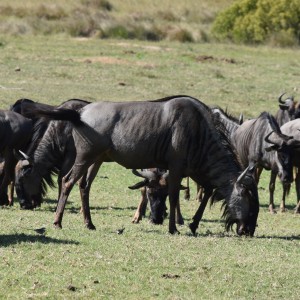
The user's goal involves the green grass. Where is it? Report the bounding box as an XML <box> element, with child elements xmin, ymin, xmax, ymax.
<box><xmin>0</xmin><ymin>36</ymin><xmax>300</xmax><ymax>299</ymax></box>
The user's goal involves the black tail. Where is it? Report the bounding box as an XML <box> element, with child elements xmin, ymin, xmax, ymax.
<box><xmin>22</xmin><ymin>102</ymin><xmax>83</xmax><ymax>126</ymax></box>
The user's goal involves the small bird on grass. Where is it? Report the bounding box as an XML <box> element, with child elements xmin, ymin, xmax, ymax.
<box><xmin>21</xmin><ymin>227</ymin><xmax>46</xmax><ymax>235</ymax></box>
<box><xmin>116</xmin><ymin>227</ymin><xmax>125</xmax><ymax>235</ymax></box>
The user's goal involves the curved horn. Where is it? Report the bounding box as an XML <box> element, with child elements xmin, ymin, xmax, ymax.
<box><xmin>278</xmin><ymin>92</ymin><xmax>286</xmax><ymax>104</ymax></box>
<box><xmin>264</xmin><ymin>131</ymin><xmax>277</xmax><ymax>145</ymax></box>
<box><xmin>162</xmin><ymin>170</ymin><xmax>169</xmax><ymax>179</ymax></box>
<box><xmin>132</xmin><ymin>169</ymin><xmax>155</xmax><ymax>180</ymax></box>
<box><xmin>18</xmin><ymin>150</ymin><xmax>33</xmax><ymax>165</ymax></box>
<box><xmin>236</xmin><ymin>165</ymin><xmax>252</xmax><ymax>184</ymax></box>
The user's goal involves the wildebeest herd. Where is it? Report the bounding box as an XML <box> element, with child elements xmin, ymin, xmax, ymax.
<box><xmin>1</xmin><ymin>94</ymin><xmax>300</xmax><ymax>237</ymax></box>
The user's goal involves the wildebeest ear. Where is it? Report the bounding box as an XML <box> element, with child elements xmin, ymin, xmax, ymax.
<box><xmin>128</xmin><ymin>179</ymin><xmax>148</xmax><ymax>190</ymax></box>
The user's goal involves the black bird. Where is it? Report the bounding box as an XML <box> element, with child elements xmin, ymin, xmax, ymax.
<box><xmin>116</xmin><ymin>227</ymin><xmax>125</xmax><ymax>235</ymax></box>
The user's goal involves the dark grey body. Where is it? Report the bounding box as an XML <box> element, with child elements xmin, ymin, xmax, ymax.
<box><xmin>0</xmin><ymin>110</ymin><xmax>33</xmax><ymax>205</ymax></box>
<box><xmin>23</xmin><ymin>95</ymin><xmax>259</xmax><ymax>235</ymax></box>
<box><xmin>232</xmin><ymin>112</ymin><xmax>294</xmax><ymax>184</ymax></box>
<box><xmin>15</xmin><ymin>99</ymin><xmax>91</xmax><ymax>210</ymax></box>
<box><xmin>270</xmin><ymin>119</ymin><xmax>300</xmax><ymax>213</ymax></box>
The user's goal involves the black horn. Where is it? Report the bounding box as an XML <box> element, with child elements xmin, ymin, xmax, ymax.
<box><xmin>278</xmin><ymin>92</ymin><xmax>286</xmax><ymax>104</ymax></box>
<box><xmin>132</xmin><ymin>169</ymin><xmax>155</xmax><ymax>180</ymax></box>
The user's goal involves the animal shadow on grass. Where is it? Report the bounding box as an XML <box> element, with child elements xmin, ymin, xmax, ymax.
<box><xmin>259</xmin><ymin>203</ymin><xmax>296</xmax><ymax>211</ymax></box>
<box><xmin>0</xmin><ymin>233</ymin><xmax>79</xmax><ymax>247</ymax></box>
<box><xmin>41</xmin><ymin>198</ymin><xmax>137</xmax><ymax>213</ymax></box>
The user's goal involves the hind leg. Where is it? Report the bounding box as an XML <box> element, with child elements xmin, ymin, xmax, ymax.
<box><xmin>54</xmin><ymin>158</ymin><xmax>95</xmax><ymax>229</ymax></box>
<box><xmin>78</xmin><ymin>160</ymin><xmax>102</xmax><ymax>229</ymax></box>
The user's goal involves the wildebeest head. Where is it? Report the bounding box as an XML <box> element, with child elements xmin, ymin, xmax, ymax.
<box><xmin>264</xmin><ymin>131</ymin><xmax>300</xmax><ymax>183</ymax></box>
<box><xmin>217</xmin><ymin>164</ymin><xmax>259</xmax><ymax>237</ymax></box>
<box><xmin>276</xmin><ymin>93</ymin><xmax>300</xmax><ymax>126</ymax></box>
<box><xmin>15</xmin><ymin>150</ymin><xmax>46</xmax><ymax>209</ymax></box>
<box><xmin>129</xmin><ymin>169</ymin><xmax>169</xmax><ymax>224</ymax></box>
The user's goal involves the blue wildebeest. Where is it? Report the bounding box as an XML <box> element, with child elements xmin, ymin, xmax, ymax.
<box><xmin>15</xmin><ymin>99</ymin><xmax>91</xmax><ymax>212</ymax></box>
<box><xmin>184</xmin><ymin>106</ymin><xmax>243</xmax><ymax>202</ymax></box>
<box><xmin>129</xmin><ymin>168</ymin><xmax>187</xmax><ymax>225</ymax></box>
<box><xmin>232</xmin><ymin>112</ymin><xmax>300</xmax><ymax>213</ymax></box>
<box><xmin>269</xmin><ymin>119</ymin><xmax>300</xmax><ymax>213</ymax></box>
<box><xmin>10</xmin><ymin>98</ymin><xmax>50</xmax><ymax>208</ymax></box>
<box><xmin>22</xmin><ymin>95</ymin><xmax>259</xmax><ymax>236</ymax></box>
<box><xmin>0</xmin><ymin>110</ymin><xmax>33</xmax><ymax>206</ymax></box>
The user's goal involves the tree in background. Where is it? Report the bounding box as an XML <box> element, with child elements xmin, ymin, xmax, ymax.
<box><xmin>212</xmin><ymin>0</ymin><xmax>300</xmax><ymax>46</ymax></box>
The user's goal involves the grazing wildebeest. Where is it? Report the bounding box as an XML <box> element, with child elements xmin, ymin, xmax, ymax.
<box><xmin>15</xmin><ymin>99</ymin><xmax>91</xmax><ymax>211</ymax></box>
<box><xmin>268</xmin><ymin>119</ymin><xmax>300</xmax><ymax>213</ymax></box>
<box><xmin>0</xmin><ymin>110</ymin><xmax>33</xmax><ymax>206</ymax></box>
<box><xmin>0</xmin><ymin>155</ymin><xmax>14</xmax><ymax>204</ymax></box>
<box><xmin>232</xmin><ymin>112</ymin><xmax>300</xmax><ymax>213</ymax></box>
<box><xmin>10</xmin><ymin>98</ymin><xmax>50</xmax><ymax>208</ymax></box>
<box><xmin>22</xmin><ymin>95</ymin><xmax>259</xmax><ymax>236</ymax></box>
<box><xmin>184</xmin><ymin>106</ymin><xmax>243</xmax><ymax>202</ymax></box>
<box><xmin>129</xmin><ymin>168</ymin><xmax>187</xmax><ymax>225</ymax></box>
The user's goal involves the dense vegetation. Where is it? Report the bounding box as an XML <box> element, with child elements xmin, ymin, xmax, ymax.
<box><xmin>0</xmin><ymin>0</ymin><xmax>233</xmax><ymax>42</ymax></box>
<box><xmin>212</xmin><ymin>0</ymin><xmax>300</xmax><ymax>46</ymax></box>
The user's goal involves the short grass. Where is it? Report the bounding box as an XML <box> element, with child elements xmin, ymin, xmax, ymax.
<box><xmin>0</xmin><ymin>36</ymin><xmax>300</xmax><ymax>299</ymax></box>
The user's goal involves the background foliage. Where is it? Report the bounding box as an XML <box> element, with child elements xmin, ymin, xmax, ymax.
<box><xmin>212</xmin><ymin>0</ymin><xmax>300</xmax><ymax>46</ymax></box>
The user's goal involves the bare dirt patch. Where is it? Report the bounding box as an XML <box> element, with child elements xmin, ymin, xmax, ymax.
<box><xmin>75</xmin><ymin>56</ymin><xmax>155</xmax><ymax>68</ymax></box>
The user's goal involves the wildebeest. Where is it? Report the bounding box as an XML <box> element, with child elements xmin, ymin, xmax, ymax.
<box><xmin>10</xmin><ymin>98</ymin><xmax>50</xmax><ymax>208</ymax></box>
<box><xmin>129</xmin><ymin>168</ymin><xmax>186</xmax><ymax>224</ymax></box>
<box><xmin>232</xmin><ymin>112</ymin><xmax>299</xmax><ymax>184</ymax></box>
<box><xmin>275</xmin><ymin>93</ymin><xmax>300</xmax><ymax>127</ymax></box>
<box><xmin>184</xmin><ymin>106</ymin><xmax>243</xmax><ymax>202</ymax></box>
<box><xmin>22</xmin><ymin>95</ymin><xmax>259</xmax><ymax>236</ymax></box>
<box><xmin>0</xmin><ymin>110</ymin><xmax>33</xmax><ymax>206</ymax></box>
<box><xmin>269</xmin><ymin>119</ymin><xmax>300</xmax><ymax>213</ymax></box>
<box><xmin>15</xmin><ymin>99</ymin><xmax>91</xmax><ymax>211</ymax></box>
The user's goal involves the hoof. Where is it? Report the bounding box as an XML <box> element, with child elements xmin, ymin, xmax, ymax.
<box><xmin>54</xmin><ymin>222</ymin><xmax>62</xmax><ymax>229</ymax></box>
<box><xmin>176</xmin><ymin>218</ymin><xmax>184</xmax><ymax>226</ymax></box>
<box><xmin>189</xmin><ymin>222</ymin><xmax>198</xmax><ymax>236</ymax></box>
<box><xmin>169</xmin><ymin>228</ymin><xmax>180</xmax><ymax>235</ymax></box>
<box><xmin>86</xmin><ymin>223</ymin><xmax>96</xmax><ymax>230</ymax></box>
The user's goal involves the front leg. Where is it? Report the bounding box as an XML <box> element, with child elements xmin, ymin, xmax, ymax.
<box><xmin>189</xmin><ymin>188</ymin><xmax>212</xmax><ymax>235</ymax></box>
<box><xmin>268</xmin><ymin>171</ymin><xmax>277</xmax><ymax>214</ymax></box>
<box><xmin>132</xmin><ymin>187</ymin><xmax>147</xmax><ymax>223</ymax></box>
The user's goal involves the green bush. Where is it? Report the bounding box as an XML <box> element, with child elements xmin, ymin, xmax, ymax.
<box><xmin>212</xmin><ymin>0</ymin><xmax>300</xmax><ymax>46</ymax></box>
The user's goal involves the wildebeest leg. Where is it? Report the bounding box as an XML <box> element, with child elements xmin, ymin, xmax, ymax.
<box><xmin>167</xmin><ymin>170</ymin><xmax>182</xmax><ymax>234</ymax></box>
<box><xmin>0</xmin><ymin>151</ymin><xmax>16</xmax><ymax>206</ymax></box>
<box><xmin>255</xmin><ymin>166</ymin><xmax>263</xmax><ymax>184</ymax></box>
<box><xmin>54</xmin><ymin>158</ymin><xmax>95</xmax><ymax>229</ymax></box>
<box><xmin>294</xmin><ymin>169</ymin><xmax>300</xmax><ymax>214</ymax></box>
<box><xmin>189</xmin><ymin>189</ymin><xmax>212</xmax><ymax>236</ymax></box>
<box><xmin>196</xmin><ymin>184</ymin><xmax>203</xmax><ymax>202</ymax></box>
<box><xmin>268</xmin><ymin>171</ymin><xmax>277</xmax><ymax>214</ymax></box>
<box><xmin>280</xmin><ymin>184</ymin><xmax>289</xmax><ymax>213</ymax></box>
<box><xmin>78</xmin><ymin>161</ymin><xmax>102</xmax><ymax>230</ymax></box>
<box><xmin>8</xmin><ymin>180</ymin><xmax>14</xmax><ymax>205</ymax></box>
<box><xmin>176</xmin><ymin>199</ymin><xmax>184</xmax><ymax>225</ymax></box>
<box><xmin>132</xmin><ymin>187</ymin><xmax>147</xmax><ymax>223</ymax></box>
<box><xmin>184</xmin><ymin>177</ymin><xmax>190</xmax><ymax>200</ymax></box>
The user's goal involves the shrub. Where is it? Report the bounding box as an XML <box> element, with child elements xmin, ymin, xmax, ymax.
<box><xmin>212</xmin><ymin>0</ymin><xmax>300</xmax><ymax>46</ymax></box>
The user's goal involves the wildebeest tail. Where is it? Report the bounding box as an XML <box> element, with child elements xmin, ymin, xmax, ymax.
<box><xmin>22</xmin><ymin>102</ymin><xmax>83</xmax><ymax>126</ymax></box>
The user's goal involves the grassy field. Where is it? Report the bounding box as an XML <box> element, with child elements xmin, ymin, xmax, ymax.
<box><xmin>0</xmin><ymin>35</ymin><xmax>300</xmax><ymax>299</ymax></box>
